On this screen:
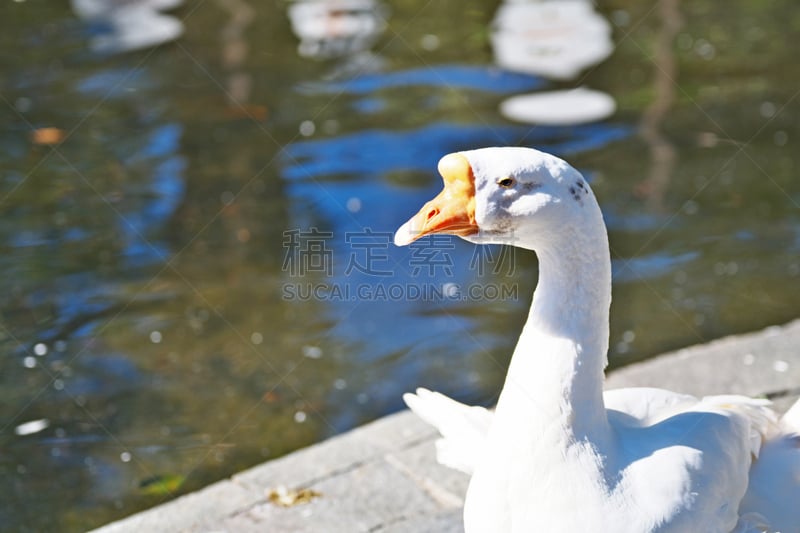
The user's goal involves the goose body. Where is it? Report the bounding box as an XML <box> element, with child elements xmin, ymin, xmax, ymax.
<box><xmin>394</xmin><ymin>147</ymin><xmax>800</xmax><ymax>533</ymax></box>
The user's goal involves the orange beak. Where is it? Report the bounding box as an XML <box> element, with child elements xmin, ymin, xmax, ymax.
<box><xmin>394</xmin><ymin>153</ymin><xmax>479</xmax><ymax>246</ymax></box>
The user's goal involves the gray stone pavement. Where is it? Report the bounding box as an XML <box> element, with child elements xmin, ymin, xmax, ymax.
<box><xmin>91</xmin><ymin>320</ymin><xmax>800</xmax><ymax>533</ymax></box>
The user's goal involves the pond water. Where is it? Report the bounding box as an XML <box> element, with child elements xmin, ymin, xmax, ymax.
<box><xmin>1</xmin><ymin>0</ymin><xmax>799</xmax><ymax>531</ymax></box>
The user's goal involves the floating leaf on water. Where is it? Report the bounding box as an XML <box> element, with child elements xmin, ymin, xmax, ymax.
<box><xmin>267</xmin><ymin>485</ymin><xmax>322</xmax><ymax>507</ymax></box>
<box><xmin>263</xmin><ymin>391</ymin><xmax>280</xmax><ymax>403</ymax></box>
<box><xmin>138</xmin><ymin>474</ymin><xmax>185</xmax><ymax>496</ymax></box>
<box><xmin>224</xmin><ymin>104</ymin><xmax>268</xmax><ymax>121</ymax></box>
<box><xmin>30</xmin><ymin>127</ymin><xmax>65</xmax><ymax>146</ymax></box>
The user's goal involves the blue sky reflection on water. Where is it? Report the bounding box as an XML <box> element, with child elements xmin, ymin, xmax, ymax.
<box><xmin>278</xmin><ymin>100</ymin><xmax>631</xmax><ymax>370</ymax></box>
<box><xmin>305</xmin><ymin>64</ymin><xmax>546</xmax><ymax>95</ymax></box>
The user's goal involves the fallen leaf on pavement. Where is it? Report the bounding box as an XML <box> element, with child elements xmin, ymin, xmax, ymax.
<box><xmin>267</xmin><ymin>485</ymin><xmax>322</xmax><ymax>507</ymax></box>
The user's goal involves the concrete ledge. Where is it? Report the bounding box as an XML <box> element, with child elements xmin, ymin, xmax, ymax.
<box><xmin>606</xmin><ymin>321</ymin><xmax>800</xmax><ymax>413</ymax></box>
<box><xmin>91</xmin><ymin>320</ymin><xmax>800</xmax><ymax>533</ymax></box>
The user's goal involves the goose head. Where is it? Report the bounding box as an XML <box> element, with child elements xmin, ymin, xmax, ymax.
<box><xmin>394</xmin><ymin>147</ymin><xmax>601</xmax><ymax>252</ymax></box>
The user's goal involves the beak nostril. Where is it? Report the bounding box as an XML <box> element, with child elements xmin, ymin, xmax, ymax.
<box><xmin>427</xmin><ymin>208</ymin><xmax>439</xmax><ymax>220</ymax></box>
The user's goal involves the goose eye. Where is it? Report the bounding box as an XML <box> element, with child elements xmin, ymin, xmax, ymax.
<box><xmin>497</xmin><ymin>176</ymin><xmax>515</xmax><ymax>189</ymax></box>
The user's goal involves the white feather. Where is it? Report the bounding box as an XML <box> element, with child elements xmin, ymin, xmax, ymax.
<box><xmin>403</xmin><ymin>388</ymin><xmax>491</xmax><ymax>475</ymax></box>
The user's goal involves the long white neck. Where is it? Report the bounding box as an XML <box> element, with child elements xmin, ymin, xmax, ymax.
<box><xmin>493</xmin><ymin>204</ymin><xmax>612</xmax><ymax>446</ymax></box>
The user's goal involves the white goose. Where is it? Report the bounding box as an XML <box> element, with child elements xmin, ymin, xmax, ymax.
<box><xmin>394</xmin><ymin>147</ymin><xmax>800</xmax><ymax>533</ymax></box>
